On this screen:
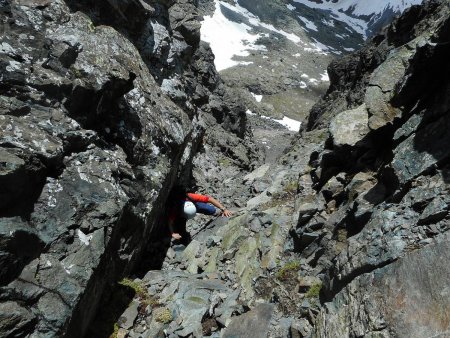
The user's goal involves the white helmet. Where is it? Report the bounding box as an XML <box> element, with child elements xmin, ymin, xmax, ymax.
<box><xmin>183</xmin><ymin>201</ymin><xmax>197</xmax><ymax>219</ymax></box>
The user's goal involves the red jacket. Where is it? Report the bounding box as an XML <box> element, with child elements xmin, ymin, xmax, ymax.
<box><xmin>168</xmin><ymin>193</ymin><xmax>210</xmax><ymax>221</ymax></box>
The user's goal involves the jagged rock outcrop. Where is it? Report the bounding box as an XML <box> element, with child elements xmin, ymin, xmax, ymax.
<box><xmin>291</xmin><ymin>0</ymin><xmax>450</xmax><ymax>336</ymax></box>
<box><xmin>0</xmin><ymin>0</ymin><xmax>257</xmax><ymax>337</ymax></box>
<box><xmin>307</xmin><ymin>0</ymin><xmax>448</xmax><ymax>131</ymax></box>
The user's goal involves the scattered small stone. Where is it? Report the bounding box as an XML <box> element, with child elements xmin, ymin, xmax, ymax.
<box><xmin>118</xmin><ymin>300</ymin><xmax>139</xmax><ymax>330</ymax></box>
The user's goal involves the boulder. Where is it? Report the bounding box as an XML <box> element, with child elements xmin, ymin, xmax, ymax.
<box><xmin>119</xmin><ymin>300</ymin><xmax>140</xmax><ymax>330</ymax></box>
<box><xmin>315</xmin><ymin>234</ymin><xmax>450</xmax><ymax>338</ymax></box>
<box><xmin>329</xmin><ymin>104</ymin><xmax>370</xmax><ymax>147</ymax></box>
<box><xmin>0</xmin><ymin>301</ymin><xmax>37</xmax><ymax>337</ymax></box>
<box><xmin>222</xmin><ymin>303</ymin><xmax>274</xmax><ymax>338</ymax></box>
<box><xmin>392</xmin><ymin>112</ymin><xmax>450</xmax><ymax>185</ymax></box>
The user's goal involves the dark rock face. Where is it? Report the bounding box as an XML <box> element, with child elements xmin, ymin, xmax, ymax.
<box><xmin>306</xmin><ymin>0</ymin><xmax>445</xmax><ymax>131</ymax></box>
<box><xmin>290</xmin><ymin>0</ymin><xmax>450</xmax><ymax>336</ymax></box>
<box><xmin>316</xmin><ymin>233</ymin><xmax>450</xmax><ymax>338</ymax></box>
<box><xmin>0</xmin><ymin>0</ymin><xmax>253</xmax><ymax>336</ymax></box>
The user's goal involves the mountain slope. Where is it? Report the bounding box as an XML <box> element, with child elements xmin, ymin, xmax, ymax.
<box><xmin>198</xmin><ymin>0</ymin><xmax>423</xmax><ymax>135</ymax></box>
<box><xmin>292</xmin><ymin>0</ymin><xmax>424</xmax><ymax>37</ymax></box>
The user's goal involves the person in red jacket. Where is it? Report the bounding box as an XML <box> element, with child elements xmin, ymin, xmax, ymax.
<box><xmin>167</xmin><ymin>185</ymin><xmax>232</xmax><ymax>243</ymax></box>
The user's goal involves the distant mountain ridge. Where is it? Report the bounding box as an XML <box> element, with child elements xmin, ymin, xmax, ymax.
<box><xmin>196</xmin><ymin>0</ymin><xmax>424</xmax><ymax>128</ymax></box>
<box><xmin>291</xmin><ymin>0</ymin><xmax>424</xmax><ymax>38</ymax></box>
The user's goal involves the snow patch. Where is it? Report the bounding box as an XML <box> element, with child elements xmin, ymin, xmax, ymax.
<box><xmin>77</xmin><ymin>229</ymin><xmax>93</xmax><ymax>246</ymax></box>
<box><xmin>293</xmin><ymin>0</ymin><xmax>367</xmax><ymax>37</ymax></box>
<box><xmin>286</xmin><ymin>4</ymin><xmax>295</xmax><ymax>11</ymax></box>
<box><xmin>331</xmin><ymin>0</ymin><xmax>423</xmax><ymax>17</ymax></box>
<box><xmin>6</xmin><ymin>60</ymin><xmax>22</xmax><ymax>72</ymax></box>
<box><xmin>320</xmin><ymin>71</ymin><xmax>329</xmax><ymax>82</ymax></box>
<box><xmin>322</xmin><ymin>19</ymin><xmax>335</xmax><ymax>27</ymax></box>
<box><xmin>63</xmin><ymin>264</ymin><xmax>74</xmax><ymax>275</ymax></box>
<box><xmin>312</xmin><ymin>38</ymin><xmax>331</xmax><ymax>53</ymax></box>
<box><xmin>0</xmin><ymin>42</ymin><xmax>15</xmax><ymax>54</ymax></box>
<box><xmin>201</xmin><ymin>0</ymin><xmax>305</xmax><ymax>71</ymax></box>
<box><xmin>250</xmin><ymin>112</ymin><xmax>302</xmax><ymax>132</ymax></box>
<box><xmin>251</xmin><ymin>92</ymin><xmax>263</xmax><ymax>102</ymax></box>
<box><xmin>201</xmin><ymin>1</ymin><xmax>265</xmax><ymax>71</ymax></box>
<box><xmin>293</xmin><ymin>0</ymin><xmax>422</xmax><ymax>38</ymax></box>
<box><xmin>274</xmin><ymin>116</ymin><xmax>302</xmax><ymax>132</ymax></box>
<box><xmin>227</xmin><ymin>0</ymin><xmax>302</xmax><ymax>44</ymax></box>
<box><xmin>298</xmin><ymin>16</ymin><xmax>318</xmax><ymax>31</ymax></box>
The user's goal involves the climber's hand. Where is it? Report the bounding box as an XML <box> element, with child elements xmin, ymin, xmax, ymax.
<box><xmin>172</xmin><ymin>233</ymin><xmax>182</xmax><ymax>240</ymax></box>
<box><xmin>222</xmin><ymin>209</ymin><xmax>232</xmax><ymax>217</ymax></box>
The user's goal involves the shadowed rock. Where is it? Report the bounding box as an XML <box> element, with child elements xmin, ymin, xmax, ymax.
<box><xmin>222</xmin><ymin>303</ymin><xmax>274</xmax><ymax>338</ymax></box>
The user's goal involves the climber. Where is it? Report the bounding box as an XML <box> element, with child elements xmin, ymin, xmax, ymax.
<box><xmin>167</xmin><ymin>185</ymin><xmax>232</xmax><ymax>244</ymax></box>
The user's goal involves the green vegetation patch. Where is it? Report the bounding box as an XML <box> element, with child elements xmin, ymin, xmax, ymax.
<box><xmin>87</xmin><ymin>20</ymin><xmax>96</xmax><ymax>33</ymax></box>
<box><xmin>119</xmin><ymin>278</ymin><xmax>158</xmax><ymax>307</ymax></box>
<box><xmin>154</xmin><ymin>307</ymin><xmax>173</xmax><ymax>324</ymax></box>
<box><xmin>275</xmin><ymin>260</ymin><xmax>300</xmax><ymax>280</ymax></box>
<box><xmin>70</xmin><ymin>66</ymin><xmax>84</xmax><ymax>79</ymax></box>
<box><xmin>118</xmin><ymin>278</ymin><xmax>146</xmax><ymax>297</ymax></box>
<box><xmin>284</xmin><ymin>180</ymin><xmax>298</xmax><ymax>194</ymax></box>
<box><xmin>305</xmin><ymin>282</ymin><xmax>323</xmax><ymax>298</ymax></box>
<box><xmin>218</xmin><ymin>157</ymin><xmax>232</xmax><ymax>167</ymax></box>
<box><xmin>109</xmin><ymin>323</ymin><xmax>119</xmax><ymax>338</ymax></box>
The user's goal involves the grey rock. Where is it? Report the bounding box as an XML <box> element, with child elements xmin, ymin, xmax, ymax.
<box><xmin>175</xmin><ymin>299</ymin><xmax>206</xmax><ymax>337</ymax></box>
<box><xmin>119</xmin><ymin>300</ymin><xmax>140</xmax><ymax>330</ymax></box>
<box><xmin>392</xmin><ymin>112</ymin><xmax>450</xmax><ymax>185</ymax></box>
<box><xmin>250</xmin><ymin>217</ymin><xmax>262</xmax><ymax>233</ymax></box>
<box><xmin>329</xmin><ymin>104</ymin><xmax>370</xmax><ymax>146</ymax></box>
<box><xmin>243</xmin><ymin>164</ymin><xmax>271</xmax><ymax>183</ymax></box>
<box><xmin>291</xmin><ymin>318</ymin><xmax>313</xmax><ymax>338</ymax></box>
<box><xmin>215</xmin><ymin>289</ymin><xmax>241</xmax><ymax>326</ymax></box>
<box><xmin>418</xmin><ymin>197</ymin><xmax>448</xmax><ymax>225</ymax></box>
<box><xmin>0</xmin><ymin>218</ymin><xmax>45</xmax><ymax>285</ymax></box>
<box><xmin>321</xmin><ymin>176</ymin><xmax>344</xmax><ymax>200</ymax></box>
<box><xmin>315</xmin><ymin>234</ymin><xmax>450</xmax><ymax>338</ymax></box>
<box><xmin>0</xmin><ymin>301</ymin><xmax>36</xmax><ymax>337</ymax></box>
<box><xmin>246</xmin><ymin>191</ymin><xmax>271</xmax><ymax>209</ymax></box>
<box><xmin>222</xmin><ymin>303</ymin><xmax>274</xmax><ymax>338</ymax></box>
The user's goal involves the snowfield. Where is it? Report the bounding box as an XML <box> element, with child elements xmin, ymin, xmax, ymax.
<box><xmin>291</xmin><ymin>0</ymin><xmax>423</xmax><ymax>37</ymax></box>
<box><xmin>200</xmin><ymin>0</ymin><xmax>329</xmax><ymax>71</ymax></box>
<box><xmin>200</xmin><ymin>1</ymin><xmax>265</xmax><ymax>71</ymax></box>
<box><xmin>246</xmin><ymin>110</ymin><xmax>302</xmax><ymax>132</ymax></box>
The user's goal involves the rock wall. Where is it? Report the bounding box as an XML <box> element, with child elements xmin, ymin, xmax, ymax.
<box><xmin>0</xmin><ymin>0</ymin><xmax>254</xmax><ymax>336</ymax></box>
<box><xmin>293</xmin><ymin>0</ymin><xmax>450</xmax><ymax>336</ymax></box>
